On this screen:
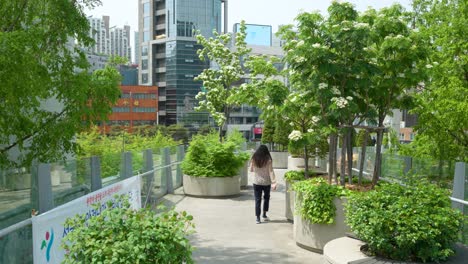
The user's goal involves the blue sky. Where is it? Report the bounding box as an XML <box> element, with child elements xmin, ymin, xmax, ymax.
<box><xmin>86</xmin><ymin>0</ymin><xmax>412</xmax><ymax>59</ymax></box>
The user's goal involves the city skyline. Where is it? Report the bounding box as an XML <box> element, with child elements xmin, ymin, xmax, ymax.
<box><xmin>86</xmin><ymin>0</ymin><xmax>412</xmax><ymax>62</ymax></box>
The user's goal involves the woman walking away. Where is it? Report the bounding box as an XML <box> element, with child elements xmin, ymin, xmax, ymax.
<box><xmin>250</xmin><ymin>145</ymin><xmax>277</xmax><ymax>224</ymax></box>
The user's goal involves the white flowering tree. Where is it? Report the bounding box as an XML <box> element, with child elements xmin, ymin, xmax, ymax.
<box><xmin>194</xmin><ymin>21</ymin><xmax>251</xmax><ymax>141</ymax></box>
<box><xmin>278</xmin><ymin>2</ymin><xmax>375</xmax><ymax>185</ymax></box>
<box><xmin>276</xmin><ymin>2</ymin><xmax>428</xmax><ymax>186</ymax></box>
<box><xmin>361</xmin><ymin>5</ymin><xmax>428</xmax><ymax>184</ymax></box>
<box><xmin>282</xmin><ymin>90</ymin><xmax>330</xmax><ymax>178</ymax></box>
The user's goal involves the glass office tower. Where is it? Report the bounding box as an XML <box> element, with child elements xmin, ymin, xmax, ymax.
<box><xmin>139</xmin><ymin>0</ymin><xmax>222</xmax><ymax>127</ymax></box>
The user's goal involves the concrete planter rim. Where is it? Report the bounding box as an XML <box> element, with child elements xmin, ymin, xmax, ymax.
<box><xmin>183</xmin><ymin>174</ymin><xmax>241</xmax><ymax>198</ymax></box>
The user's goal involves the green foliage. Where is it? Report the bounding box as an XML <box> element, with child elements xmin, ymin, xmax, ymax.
<box><xmin>284</xmin><ymin>170</ymin><xmax>306</xmax><ymax>182</ymax></box>
<box><xmin>355</xmin><ymin>130</ymin><xmax>372</xmax><ymax>147</ymax></box>
<box><xmin>181</xmin><ymin>132</ymin><xmax>249</xmax><ymax>177</ymax></box>
<box><xmin>345</xmin><ymin>182</ymin><xmax>463</xmax><ymax>262</ymax></box>
<box><xmin>76</xmin><ymin>127</ymin><xmax>179</xmax><ymax>177</ymax></box>
<box><xmin>194</xmin><ymin>20</ymin><xmax>251</xmax><ymax>129</ymax></box>
<box><xmin>410</xmin><ymin>0</ymin><xmax>467</xmax><ymax>162</ymax></box>
<box><xmin>0</xmin><ymin>0</ymin><xmax>122</xmax><ymax>168</ymax></box>
<box><xmin>261</xmin><ymin>119</ymin><xmax>275</xmax><ymax>144</ymax></box>
<box><xmin>273</xmin><ymin>118</ymin><xmax>292</xmax><ymax>150</ymax></box>
<box><xmin>62</xmin><ymin>195</ymin><xmax>195</xmax><ymax>263</ymax></box>
<box><xmin>293</xmin><ymin>178</ymin><xmax>347</xmax><ymax>224</ymax></box>
<box><xmin>167</xmin><ymin>124</ymin><xmax>189</xmax><ymax>143</ymax></box>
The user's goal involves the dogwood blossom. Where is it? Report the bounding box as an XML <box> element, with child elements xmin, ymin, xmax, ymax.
<box><xmin>288</xmin><ymin>130</ymin><xmax>303</xmax><ymax>141</ymax></box>
<box><xmin>331</xmin><ymin>97</ymin><xmax>349</xmax><ymax>108</ymax></box>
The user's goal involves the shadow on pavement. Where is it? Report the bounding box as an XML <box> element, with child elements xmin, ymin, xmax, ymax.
<box><xmin>191</xmin><ymin>238</ymin><xmax>303</xmax><ymax>264</ymax></box>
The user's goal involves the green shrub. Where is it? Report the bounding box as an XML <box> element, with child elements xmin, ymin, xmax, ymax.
<box><xmin>181</xmin><ymin>132</ymin><xmax>249</xmax><ymax>177</ymax></box>
<box><xmin>62</xmin><ymin>195</ymin><xmax>194</xmax><ymax>263</ymax></box>
<box><xmin>284</xmin><ymin>170</ymin><xmax>306</xmax><ymax>182</ymax></box>
<box><xmin>345</xmin><ymin>182</ymin><xmax>463</xmax><ymax>262</ymax></box>
<box><xmin>293</xmin><ymin>177</ymin><xmax>347</xmax><ymax>224</ymax></box>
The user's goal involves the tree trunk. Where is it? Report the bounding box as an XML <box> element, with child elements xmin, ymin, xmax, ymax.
<box><xmin>304</xmin><ymin>145</ymin><xmax>309</xmax><ymax>178</ymax></box>
<box><xmin>333</xmin><ymin>134</ymin><xmax>338</xmax><ymax>184</ymax></box>
<box><xmin>328</xmin><ymin>134</ymin><xmax>334</xmax><ymax>184</ymax></box>
<box><xmin>347</xmin><ymin>129</ymin><xmax>353</xmax><ymax>185</ymax></box>
<box><xmin>372</xmin><ymin>119</ymin><xmax>385</xmax><ymax>186</ymax></box>
<box><xmin>358</xmin><ymin>130</ymin><xmax>369</xmax><ymax>185</ymax></box>
<box><xmin>340</xmin><ymin>134</ymin><xmax>346</xmax><ymax>186</ymax></box>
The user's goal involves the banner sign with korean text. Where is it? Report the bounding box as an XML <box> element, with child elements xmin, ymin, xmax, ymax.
<box><xmin>32</xmin><ymin>176</ymin><xmax>141</xmax><ymax>264</ymax></box>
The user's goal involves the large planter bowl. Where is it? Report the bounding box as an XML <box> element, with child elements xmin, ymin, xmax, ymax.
<box><xmin>183</xmin><ymin>174</ymin><xmax>241</xmax><ymax>197</ymax></box>
<box><xmin>288</xmin><ymin>156</ymin><xmax>314</xmax><ymax>171</ymax></box>
<box><xmin>285</xmin><ymin>181</ymin><xmax>295</xmax><ymax>221</ymax></box>
<box><xmin>294</xmin><ymin>196</ymin><xmax>349</xmax><ymax>253</ymax></box>
<box><xmin>270</xmin><ymin>151</ymin><xmax>288</xmax><ymax>169</ymax></box>
<box><xmin>239</xmin><ymin>161</ymin><xmax>248</xmax><ymax>187</ymax></box>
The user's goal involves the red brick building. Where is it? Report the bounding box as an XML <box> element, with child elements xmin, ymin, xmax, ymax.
<box><xmin>101</xmin><ymin>85</ymin><xmax>158</xmax><ymax>133</ymax></box>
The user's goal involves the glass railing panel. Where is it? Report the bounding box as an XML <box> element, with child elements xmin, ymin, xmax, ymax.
<box><xmin>0</xmin><ymin>223</ymin><xmax>33</xmax><ymax>263</ymax></box>
<box><xmin>51</xmin><ymin>158</ymin><xmax>91</xmax><ymax>207</ymax></box>
<box><xmin>0</xmin><ymin>166</ymin><xmax>33</xmax><ymax>230</ymax></box>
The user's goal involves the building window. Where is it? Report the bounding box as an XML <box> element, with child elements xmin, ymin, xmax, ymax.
<box><xmin>142</xmin><ymin>59</ymin><xmax>148</xmax><ymax>70</ymax></box>
<box><xmin>410</xmin><ymin>133</ymin><xmax>415</xmax><ymax>140</ymax></box>
<box><xmin>143</xmin><ymin>2</ymin><xmax>150</xmax><ymax>16</ymax></box>
<box><xmin>399</xmin><ymin>133</ymin><xmax>405</xmax><ymax>140</ymax></box>
<box><xmin>142</xmin><ymin>73</ymin><xmax>148</xmax><ymax>83</ymax></box>
<box><xmin>141</xmin><ymin>46</ymin><xmax>148</xmax><ymax>56</ymax></box>
<box><xmin>133</xmin><ymin>107</ymin><xmax>157</xmax><ymax>113</ymax></box>
<box><xmin>112</xmin><ymin>107</ymin><xmax>130</xmax><ymax>113</ymax></box>
<box><xmin>143</xmin><ymin>31</ymin><xmax>150</xmax><ymax>42</ymax></box>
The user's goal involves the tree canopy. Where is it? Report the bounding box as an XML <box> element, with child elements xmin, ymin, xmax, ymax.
<box><xmin>0</xmin><ymin>0</ymin><xmax>122</xmax><ymax>168</ymax></box>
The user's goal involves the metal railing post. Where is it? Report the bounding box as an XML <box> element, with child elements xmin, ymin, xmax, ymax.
<box><xmin>452</xmin><ymin>162</ymin><xmax>466</xmax><ymax>212</ymax></box>
<box><xmin>161</xmin><ymin>147</ymin><xmax>173</xmax><ymax>194</ymax></box>
<box><xmin>176</xmin><ymin>145</ymin><xmax>184</xmax><ymax>188</ymax></box>
<box><xmin>403</xmin><ymin>156</ymin><xmax>412</xmax><ymax>175</ymax></box>
<box><xmin>90</xmin><ymin>156</ymin><xmax>102</xmax><ymax>191</ymax></box>
<box><xmin>31</xmin><ymin>163</ymin><xmax>54</xmax><ymax>214</ymax></box>
<box><xmin>120</xmin><ymin>152</ymin><xmax>133</xmax><ymax>179</ymax></box>
<box><xmin>142</xmin><ymin>149</ymin><xmax>154</xmax><ymax>206</ymax></box>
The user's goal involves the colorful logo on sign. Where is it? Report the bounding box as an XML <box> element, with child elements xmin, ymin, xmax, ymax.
<box><xmin>41</xmin><ymin>228</ymin><xmax>54</xmax><ymax>262</ymax></box>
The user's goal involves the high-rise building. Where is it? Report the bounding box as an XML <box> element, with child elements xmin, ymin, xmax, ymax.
<box><xmin>109</xmin><ymin>26</ymin><xmax>131</xmax><ymax>62</ymax></box>
<box><xmin>134</xmin><ymin>31</ymin><xmax>140</xmax><ymax>64</ymax></box>
<box><xmin>138</xmin><ymin>0</ymin><xmax>224</xmax><ymax>126</ymax></box>
<box><xmin>88</xmin><ymin>16</ymin><xmax>110</xmax><ymax>54</ymax></box>
<box><xmin>87</xmin><ymin>16</ymin><xmax>131</xmax><ymax>63</ymax></box>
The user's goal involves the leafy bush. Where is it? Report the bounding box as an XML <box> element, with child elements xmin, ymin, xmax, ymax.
<box><xmin>293</xmin><ymin>177</ymin><xmax>347</xmax><ymax>224</ymax></box>
<box><xmin>345</xmin><ymin>182</ymin><xmax>463</xmax><ymax>262</ymax></box>
<box><xmin>284</xmin><ymin>170</ymin><xmax>306</xmax><ymax>182</ymax></box>
<box><xmin>62</xmin><ymin>195</ymin><xmax>194</xmax><ymax>263</ymax></box>
<box><xmin>76</xmin><ymin>127</ymin><xmax>179</xmax><ymax>177</ymax></box>
<box><xmin>181</xmin><ymin>132</ymin><xmax>249</xmax><ymax>177</ymax></box>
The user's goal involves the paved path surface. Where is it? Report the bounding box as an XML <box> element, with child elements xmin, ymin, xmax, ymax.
<box><xmin>163</xmin><ymin>169</ymin><xmax>323</xmax><ymax>263</ymax></box>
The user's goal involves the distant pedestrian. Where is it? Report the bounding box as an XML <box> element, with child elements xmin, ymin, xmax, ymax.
<box><xmin>250</xmin><ymin>145</ymin><xmax>277</xmax><ymax>224</ymax></box>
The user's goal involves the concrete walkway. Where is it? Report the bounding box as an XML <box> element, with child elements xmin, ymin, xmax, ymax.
<box><xmin>163</xmin><ymin>169</ymin><xmax>323</xmax><ymax>263</ymax></box>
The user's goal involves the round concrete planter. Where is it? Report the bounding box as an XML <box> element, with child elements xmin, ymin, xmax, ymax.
<box><xmin>270</xmin><ymin>151</ymin><xmax>288</xmax><ymax>169</ymax></box>
<box><xmin>239</xmin><ymin>161</ymin><xmax>248</xmax><ymax>187</ymax></box>
<box><xmin>183</xmin><ymin>174</ymin><xmax>241</xmax><ymax>197</ymax></box>
<box><xmin>285</xmin><ymin>181</ymin><xmax>296</xmax><ymax>221</ymax></box>
<box><xmin>287</xmin><ymin>156</ymin><xmax>314</xmax><ymax>171</ymax></box>
<box><xmin>294</xmin><ymin>197</ymin><xmax>349</xmax><ymax>253</ymax></box>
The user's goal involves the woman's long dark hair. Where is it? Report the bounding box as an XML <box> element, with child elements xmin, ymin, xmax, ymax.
<box><xmin>252</xmin><ymin>145</ymin><xmax>272</xmax><ymax>168</ymax></box>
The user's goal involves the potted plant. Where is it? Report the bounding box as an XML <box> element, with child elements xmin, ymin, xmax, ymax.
<box><xmin>344</xmin><ymin>180</ymin><xmax>463</xmax><ymax>263</ymax></box>
<box><xmin>293</xmin><ymin>177</ymin><xmax>350</xmax><ymax>252</ymax></box>
<box><xmin>284</xmin><ymin>170</ymin><xmax>306</xmax><ymax>221</ymax></box>
<box><xmin>62</xmin><ymin>195</ymin><xmax>195</xmax><ymax>263</ymax></box>
<box><xmin>181</xmin><ymin>132</ymin><xmax>249</xmax><ymax>197</ymax></box>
